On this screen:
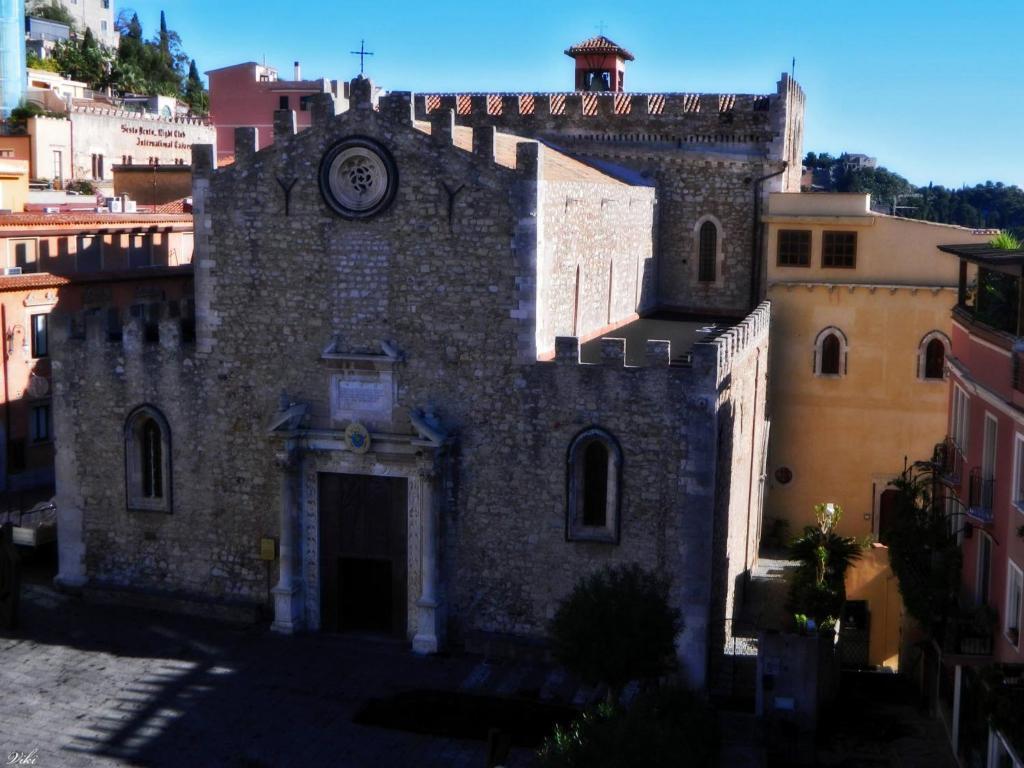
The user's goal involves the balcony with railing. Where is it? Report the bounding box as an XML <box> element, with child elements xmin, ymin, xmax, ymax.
<box><xmin>967</xmin><ymin>467</ymin><xmax>995</xmax><ymax>524</ymax></box>
<box><xmin>933</xmin><ymin>437</ymin><xmax>964</xmax><ymax>486</ymax></box>
<box><xmin>941</xmin><ymin>242</ymin><xmax>1024</xmax><ymax>348</ymax></box>
<box><xmin>942</xmin><ymin>604</ymin><xmax>997</xmax><ymax>658</ymax></box>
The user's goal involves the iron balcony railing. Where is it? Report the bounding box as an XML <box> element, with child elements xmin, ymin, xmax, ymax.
<box><xmin>944</xmin><ymin>622</ymin><xmax>995</xmax><ymax>657</ymax></box>
<box><xmin>933</xmin><ymin>437</ymin><xmax>964</xmax><ymax>484</ymax></box>
<box><xmin>967</xmin><ymin>467</ymin><xmax>995</xmax><ymax>524</ymax></box>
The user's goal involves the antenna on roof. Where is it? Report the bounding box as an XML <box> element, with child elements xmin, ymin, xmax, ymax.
<box><xmin>596</xmin><ymin>20</ymin><xmax>607</xmax><ymax>35</ymax></box>
<box><xmin>791</xmin><ymin>57</ymin><xmax>796</xmax><ymax>79</ymax></box>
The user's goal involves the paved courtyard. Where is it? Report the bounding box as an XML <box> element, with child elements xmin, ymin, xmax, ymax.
<box><xmin>1</xmin><ymin>563</ymin><xmax>538</xmax><ymax>768</ymax></box>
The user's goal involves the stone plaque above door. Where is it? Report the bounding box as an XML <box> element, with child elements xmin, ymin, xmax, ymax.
<box><xmin>330</xmin><ymin>369</ymin><xmax>394</xmax><ymax>423</ymax></box>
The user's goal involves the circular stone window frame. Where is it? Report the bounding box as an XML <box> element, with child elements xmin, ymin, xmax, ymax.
<box><xmin>318</xmin><ymin>136</ymin><xmax>399</xmax><ymax>220</ymax></box>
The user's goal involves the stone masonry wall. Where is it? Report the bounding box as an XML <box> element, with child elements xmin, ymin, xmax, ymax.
<box><xmin>707</xmin><ymin>302</ymin><xmax>771</xmax><ymax>641</ymax></box>
<box><xmin>536</xmin><ymin>175</ymin><xmax>655</xmax><ymax>356</ymax></box>
<box><xmin>52</xmin><ymin>81</ymin><xmax>773</xmax><ymax>688</ymax></box>
<box><xmin>416</xmin><ymin>75</ymin><xmax>805</xmax><ymax>316</ymax></box>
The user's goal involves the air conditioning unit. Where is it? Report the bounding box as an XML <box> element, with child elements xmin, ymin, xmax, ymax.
<box><xmin>43</xmin><ymin>207</ymin><xmax>59</xmax><ymax>214</ymax></box>
<box><xmin>124</xmin><ymin>199</ymin><xmax>137</xmax><ymax>213</ymax></box>
<box><xmin>3</xmin><ymin>267</ymin><xmax>23</xmax><ymax>276</ymax></box>
<box><xmin>105</xmin><ymin>197</ymin><xmax>123</xmax><ymax>213</ymax></box>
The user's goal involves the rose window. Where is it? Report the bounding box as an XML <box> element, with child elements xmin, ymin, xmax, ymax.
<box><xmin>319</xmin><ymin>138</ymin><xmax>398</xmax><ymax>219</ymax></box>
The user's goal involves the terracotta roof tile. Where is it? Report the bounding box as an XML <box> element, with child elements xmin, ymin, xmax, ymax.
<box><xmin>0</xmin><ymin>273</ymin><xmax>70</xmax><ymax>291</ymax></box>
<box><xmin>0</xmin><ymin>265</ymin><xmax>193</xmax><ymax>292</ymax></box>
<box><xmin>0</xmin><ymin>212</ymin><xmax>192</xmax><ymax>229</ymax></box>
<box><xmin>564</xmin><ymin>36</ymin><xmax>635</xmax><ymax>61</ymax></box>
<box><xmin>153</xmin><ymin>198</ymin><xmax>193</xmax><ymax>215</ymax></box>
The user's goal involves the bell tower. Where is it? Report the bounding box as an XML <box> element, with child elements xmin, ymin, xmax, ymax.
<box><xmin>564</xmin><ymin>36</ymin><xmax>634</xmax><ymax>92</ymax></box>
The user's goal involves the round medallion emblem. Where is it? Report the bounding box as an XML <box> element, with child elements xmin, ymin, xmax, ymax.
<box><xmin>345</xmin><ymin>422</ymin><xmax>371</xmax><ymax>454</ymax></box>
<box><xmin>319</xmin><ymin>137</ymin><xmax>398</xmax><ymax>219</ymax></box>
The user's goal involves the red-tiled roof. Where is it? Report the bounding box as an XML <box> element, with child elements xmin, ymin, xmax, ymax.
<box><xmin>0</xmin><ymin>265</ymin><xmax>193</xmax><ymax>292</ymax></box>
<box><xmin>0</xmin><ymin>273</ymin><xmax>69</xmax><ymax>291</ymax></box>
<box><xmin>0</xmin><ymin>212</ymin><xmax>192</xmax><ymax>229</ymax></box>
<box><xmin>153</xmin><ymin>198</ymin><xmax>193</xmax><ymax>215</ymax></box>
<box><xmin>564</xmin><ymin>35</ymin><xmax>635</xmax><ymax>61</ymax></box>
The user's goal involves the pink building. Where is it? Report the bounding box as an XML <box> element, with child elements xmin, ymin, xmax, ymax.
<box><xmin>206</xmin><ymin>62</ymin><xmax>346</xmax><ymax>165</ymax></box>
<box><xmin>937</xmin><ymin>240</ymin><xmax>1024</xmax><ymax>768</ymax></box>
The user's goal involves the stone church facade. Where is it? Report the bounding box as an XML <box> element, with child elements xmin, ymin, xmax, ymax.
<box><xmin>50</xmin><ymin>50</ymin><xmax>802</xmax><ymax>687</ymax></box>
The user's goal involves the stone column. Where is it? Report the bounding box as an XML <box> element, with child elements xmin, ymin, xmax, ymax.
<box><xmin>412</xmin><ymin>467</ymin><xmax>442</xmax><ymax>654</ymax></box>
<box><xmin>271</xmin><ymin>441</ymin><xmax>303</xmax><ymax>633</ymax></box>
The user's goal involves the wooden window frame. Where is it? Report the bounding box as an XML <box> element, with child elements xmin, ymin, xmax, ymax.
<box><xmin>822</xmin><ymin>230</ymin><xmax>857</xmax><ymax>269</ymax></box>
<box><xmin>777</xmin><ymin>229</ymin><xmax>812</xmax><ymax>267</ymax></box>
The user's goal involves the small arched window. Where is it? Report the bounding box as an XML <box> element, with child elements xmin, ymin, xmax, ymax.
<box><xmin>814</xmin><ymin>327</ymin><xmax>848</xmax><ymax>377</ymax></box>
<box><xmin>698</xmin><ymin>220</ymin><xmax>717</xmax><ymax>283</ymax></box>
<box><xmin>567</xmin><ymin>427</ymin><xmax>622</xmax><ymax>543</ymax></box>
<box><xmin>918</xmin><ymin>331</ymin><xmax>950</xmax><ymax>381</ymax></box>
<box><xmin>125</xmin><ymin>405</ymin><xmax>172</xmax><ymax>512</ymax></box>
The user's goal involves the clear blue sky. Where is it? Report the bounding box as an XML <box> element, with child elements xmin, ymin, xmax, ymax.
<box><xmin>122</xmin><ymin>0</ymin><xmax>1023</xmax><ymax>189</ymax></box>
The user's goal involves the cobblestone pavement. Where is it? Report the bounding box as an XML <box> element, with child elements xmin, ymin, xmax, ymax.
<box><xmin>1</xmin><ymin>569</ymin><xmax>537</xmax><ymax>768</ymax></box>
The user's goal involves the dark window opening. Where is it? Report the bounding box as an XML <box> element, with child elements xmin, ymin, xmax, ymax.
<box><xmin>822</xmin><ymin>231</ymin><xmax>857</xmax><ymax>268</ymax></box>
<box><xmin>278</xmin><ymin>95</ymin><xmax>289</xmax><ymax>110</ymax></box>
<box><xmin>8</xmin><ymin>439</ymin><xmax>25</xmax><ymax>473</ymax></box>
<box><xmin>820</xmin><ymin>333</ymin><xmax>842</xmax><ymax>375</ymax></box>
<box><xmin>777</xmin><ymin>229</ymin><xmax>811</xmax><ymax>267</ymax></box>
<box><xmin>583</xmin><ymin>70</ymin><xmax>612</xmax><ymax>92</ymax></box>
<box><xmin>141</xmin><ymin>419</ymin><xmax>163</xmax><ymax>499</ymax></box>
<box><xmin>31</xmin><ymin>404</ymin><xmax>50</xmax><ymax>442</ymax></box>
<box><xmin>698</xmin><ymin>220</ymin><xmax>717</xmax><ymax>282</ymax></box>
<box><xmin>924</xmin><ymin>338</ymin><xmax>946</xmax><ymax>379</ymax></box>
<box><xmin>581</xmin><ymin>441</ymin><xmax>608</xmax><ymax>526</ymax></box>
<box><xmin>300</xmin><ymin>95</ymin><xmax>313</xmax><ymax>111</ymax></box>
<box><xmin>31</xmin><ymin>313</ymin><xmax>48</xmax><ymax>358</ymax></box>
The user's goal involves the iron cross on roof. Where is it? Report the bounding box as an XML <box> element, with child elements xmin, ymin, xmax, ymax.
<box><xmin>350</xmin><ymin>40</ymin><xmax>374</xmax><ymax>75</ymax></box>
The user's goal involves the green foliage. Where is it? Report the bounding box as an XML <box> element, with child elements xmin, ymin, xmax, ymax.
<box><xmin>884</xmin><ymin>471</ymin><xmax>961</xmax><ymax>633</ymax></box>
<box><xmin>787</xmin><ymin>503</ymin><xmax>862</xmax><ymax>626</ymax></box>
<box><xmin>52</xmin><ymin>27</ymin><xmax>112</xmax><ymax>90</ymax></box>
<box><xmin>549</xmin><ymin>565</ymin><xmax>682</xmax><ymax>701</ymax></box>
<box><xmin>43</xmin><ymin>8</ymin><xmax>208</xmax><ymax>115</ymax></box>
<box><xmin>536</xmin><ymin>686</ymin><xmax>717</xmax><ymax>768</ymax></box>
<box><xmin>803</xmin><ymin>153</ymin><xmax>1024</xmax><ymax>236</ymax></box>
<box><xmin>65</xmin><ymin>179</ymin><xmax>96</xmax><ymax>195</ymax></box>
<box><xmin>27</xmin><ymin>0</ymin><xmax>75</xmax><ymax>27</ymax></box>
<box><xmin>26</xmin><ymin>52</ymin><xmax>61</xmax><ymax>73</ymax></box>
<box><xmin>976</xmin><ymin>268</ymin><xmax>1019</xmax><ymax>334</ymax></box>
<box><xmin>980</xmin><ymin>667</ymin><xmax>1024</xmax><ymax>759</ymax></box>
<box><xmin>990</xmin><ymin>231</ymin><xmax>1022</xmax><ymax>250</ymax></box>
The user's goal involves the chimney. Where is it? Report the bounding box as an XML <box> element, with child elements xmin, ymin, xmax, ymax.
<box><xmin>293</xmin><ymin>61</ymin><xmax>301</xmax><ymax>81</ymax></box>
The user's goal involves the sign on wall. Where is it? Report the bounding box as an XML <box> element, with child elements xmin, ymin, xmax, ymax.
<box><xmin>330</xmin><ymin>370</ymin><xmax>394</xmax><ymax>423</ymax></box>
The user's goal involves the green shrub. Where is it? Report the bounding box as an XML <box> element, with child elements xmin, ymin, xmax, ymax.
<box><xmin>787</xmin><ymin>503</ymin><xmax>862</xmax><ymax>626</ymax></box>
<box><xmin>537</xmin><ymin>686</ymin><xmax>717</xmax><ymax>768</ymax></box>
<box><xmin>549</xmin><ymin>564</ymin><xmax>682</xmax><ymax>702</ymax></box>
<box><xmin>990</xmin><ymin>231</ymin><xmax>1022</xmax><ymax>250</ymax></box>
<box><xmin>65</xmin><ymin>179</ymin><xmax>96</xmax><ymax>195</ymax></box>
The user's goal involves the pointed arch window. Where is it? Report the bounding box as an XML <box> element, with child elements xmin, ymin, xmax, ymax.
<box><xmin>813</xmin><ymin>327</ymin><xmax>848</xmax><ymax>377</ymax></box>
<box><xmin>566</xmin><ymin>427</ymin><xmax>622</xmax><ymax>543</ymax></box>
<box><xmin>918</xmin><ymin>331</ymin><xmax>950</xmax><ymax>380</ymax></box>
<box><xmin>125</xmin><ymin>405</ymin><xmax>172</xmax><ymax>512</ymax></box>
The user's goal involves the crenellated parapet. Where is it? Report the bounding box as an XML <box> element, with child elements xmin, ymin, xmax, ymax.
<box><xmin>692</xmin><ymin>300</ymin><xmax>771</xmax><ymax>385</ymax></box>
<box><xmin>392</xmin><ymin>75</ymin><xmax>803</xmax><ymax>155</ymax></box>
<box><xmin>70</xmin><ymin>104</ymin><xmax>212</xmax><ymax>127</ymax></box>
<box><xmin>53</xmin><ymin>298</ymin><xmax>197</xmax><ymax>355</ymax></box>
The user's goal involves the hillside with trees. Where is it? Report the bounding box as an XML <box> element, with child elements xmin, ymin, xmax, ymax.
<box><xmin>27</xmin><ymin>4</ymin><xmax>208</xmax><ymax>115</ymax></box>
<box><xmin>804</xmin><ymin>152</ymin><xmax>1024</xmax><ymax>236</ymax></box>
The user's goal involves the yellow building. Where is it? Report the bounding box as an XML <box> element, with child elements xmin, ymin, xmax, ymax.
<box><xmin>763</xmin><ymin>192</ymin><xmax>989</xmax><ymax>668</ymax></box>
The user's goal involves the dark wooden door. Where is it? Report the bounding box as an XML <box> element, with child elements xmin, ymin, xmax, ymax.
<box><xmin>319</xmin><ymin>473</ymin><xmax>408</xmax><ymax>637</ymax></box>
